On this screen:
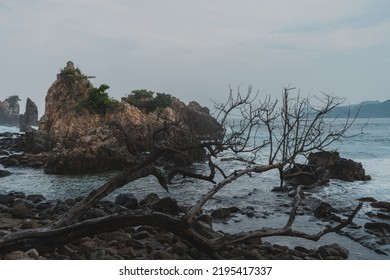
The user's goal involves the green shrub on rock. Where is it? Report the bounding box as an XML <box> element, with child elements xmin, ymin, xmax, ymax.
<box><xmin>124</xmin><ymin>89</ymin><xmax>173</xmax><ymax>113</ymax></box>
<box><xmin>78</xmin><ymin>84</ymin><xmax>119</xmax><ymax>115</ymax></box>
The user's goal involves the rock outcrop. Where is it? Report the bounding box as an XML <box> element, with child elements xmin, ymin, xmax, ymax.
<box><xmin>285</xmin><ymin>151</ymin><xmax>371</xmax><ymax>186</ymax></box>
<box><xmin>18</xmin><ymin>62</ymin><xmax>223</xmax><ymax>174</ymax></box>
<box><xmin>19</xmin><ymin>98</ymin><xmax>39</xmax><ymax>132</ymax></box>
<box><xmin>0</xmin><ymin>97</ymin><xmax>20</xmax><ymax>126</ymax></box>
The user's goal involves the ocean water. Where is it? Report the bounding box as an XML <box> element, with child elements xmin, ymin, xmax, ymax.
<box><xmin>0</xmin><ymin>119</ymin><xmax>389</xmax><ymax>259</ymax></box>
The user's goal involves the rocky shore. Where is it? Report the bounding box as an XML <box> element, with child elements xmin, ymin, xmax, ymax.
<box><xmin>0</xmin><ymin>191</ymin><xmax>350</xmax><ymax>260</ymax></box>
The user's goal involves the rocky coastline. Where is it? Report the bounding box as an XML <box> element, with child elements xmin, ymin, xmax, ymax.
<box><xmin>1</xmin><ymin>62</ymin><xmax>389</xmax><ymax>260</ymax></box>
<box><xmin>0</xmin><ymin>190</ymin><xmax>350</xmax><ymax>260</ymax></box>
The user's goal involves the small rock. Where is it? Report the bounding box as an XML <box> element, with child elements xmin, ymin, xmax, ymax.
<box><xmin>147</xmin><ymin>241</ymin><xmax>167</xmax><ymax>251</ymax></box>
<box><xmin>21</xmin><ymin>219</ymin><xmax>40</xmax><ymax>229</ymax></box>
<box><xmin>172</xmin><ymin>240</ymin><xmax>188</xmax><ymax>256</ymax></box>
<box><xmin>99</xmin><ymin>231</ymin><xmax>130</xmax><ymax>242</ymax></box>
<box><xmin>357</xmin><ymin>197</ymin><xmax>377</xmax><ymax>202</ymax></box>
<box><xmin>155</xmin><ymin>232</ymin><xmax>175</xmax><ymax>245</ymax></box>
<box><xmin>151</xmin><ymin>197</ymin><xmax>180</xmax><ymax>215</ymax></box>
<box><xmin>10</xmin><ymin>203</ymin><xmax>33</xmax><ymax>218</ymax></box>
<box><xmin>0</xmin><ymin>170</ymin><xmax>11</xmax><ymax>177</ymax></box>
<box><xmin>196</xmin><ymin>214</ymin><xmax>213</xmax><ymax>226</ymax></box>
<box><xmin>313</xmin><ymin>202</ymin><xmax>332</xmax><ymax>219</ymax></box>
<box><xmin>4</xmin><ymin>251</ymin><xmax>32</xmax><ymax>260</ymax></box>
<box><xmin>371</xmin><ymin>201</ymin><xmax>390</xmax><ymax>211</ymax></box>
<box><xmin>118</xmin><ymin>247</ymin><xmax>136</xmax><ymax>258</ymax></box>
<box><xmin>0</xmin><ymin>195</ymin><xmax>14</xmax><ymax>205</ymax></box>
<box><xmin>0</xmin><ymin>203</ymin><xmax>9</xmax><ymax>212</ymax></box>
<box><xmin>317</xmin><ymin>244</ymin><xmax>349</xmax><ymax>259</ymax></box>
<box><xmin>140</xmin><ymin>193</ymin><xmax>160</xmax><ymax>205</ymax></box>
<box><xmin>26</xmin><ymin>194</ymin><xmax>46</xmax><ymax>204</ymax></box>
<box><xmin>26</xmin><ymin>248</ymin><xmax>40</xmax><ymax>259</ymax></box>
<box><xmin>132</xmin><ymin>231</ymin><xmax>152</xmax><ymax>240</ymax></box>
<box><xmin>79</xmin><ymin>241</ymin><xmax>99</xmax><ymax>257</ymax></box>
<box><xmin>115</xmin><ymin>193</ymin><xmax>139</xmax><ymax>210</ymax></box>
<box><xmin>364</xmin><ymin>222</ymin><xmax>390</xmax><ymax>231</ymax></box>
<box><xmin>211</xmin><ymin>206</ymin><xmax>240</xmax><ymax>219</ymax></box>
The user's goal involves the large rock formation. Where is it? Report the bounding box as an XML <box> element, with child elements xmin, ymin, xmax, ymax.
<box><xmin>19</xmin><ymin>62</ymin><xmax>222</xmax><ymax>174</ymax></box>
<box><xmin>19</xmin><ymin>98</ymin><xmax>39</xmax><ymax>132</ymax></box>
<box><xmin>0</xmin><ymin>96</ymin><xmax>20</xmax><ymax>126</ymax></box>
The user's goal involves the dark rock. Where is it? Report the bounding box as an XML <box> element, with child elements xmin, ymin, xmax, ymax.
<box><xmin>99</xmin><ymin>231</ymin><xmax>130</xmax><ymax>243</ymax></box>
<box><xmin>358</xmin><ymin>197</ymin><xmax>377</xmax><ymax>202</ymax></box>
<box><xmin>313</xmin><ymin>202</ymin><xmax>333</xmax><ymax>219</ymax></box>
<box><xmin>132</xmin><ymin>231</ymin><xmax>152</xmax><ymax>240</ymax></box>
<box><xmin>79</xmin><ymin>208</ymin><xmax>107</xmax><ymax>220</ymax></box>
<box><xmin>140</xmin><ymin>193</ymin><xmax>160</xmax><ymax>205</ymax></box>
<box><xmin>364</xmin><ymin>222</ymin><xmax>390</xmax><ymax>231</ymax></box>
<box><xmin>0</xmin><ymin>204</ymin><xmax>9</xmax><ymax>212</ymax></box>
<box><xmin>285</xmin><ymin>151</ymin><xmax>370</xmax><ymax>185</ymax></box>
<box><xmin>151</xmin><ymin>197</ymin><xmax>180</xmax><ymax>215</ymax></box>
<box><xmin>211</xmin><ymin>206</ymin><xmax>240</xmax><ymax>219</ymax></box>
<box><xmin>26</xmin><ymin>194</ymin><xmax>45</xmax><ymax>204</ymax></box>
<box><xmin>329</xmin><ymin>158</ymin><xmax>371</xmax><ymax>182</ymax></box>
<box><xmin>78</xmin><ymin>241</ymin><xmax>98</xmax><ymax>257</ymax></box>
<box><xmin>196</xmin><ymin>214</ymin><xmax>213</xmax><ymax>226</ymax></box>
<box><xmin>155</xmin><ymin>232</ymin><xmax>175</xmax><ymax>245</ymax></box>
<box><xmin>317</xmin><ymin>244</ymin><xmax>349</xmax><ymax>259</ymax></box>
<box><xmin>19</xmin><ymin>98</ymin><xmax>39</xmax><ymax>133</ymax></box>
<box><xmin>0</xmin><ymin>195</ymin><xmax>14</xmax><ymax>205</ymax></box>
<box><xmin>371</xmin><ymin>201</ymin><xmax>390</xmax><ymax>211</ymax></box>
<box><xmin>172</xmin><ymin>240</ymin><xmax>188</xmax><ymax>256</ymax></box>
<box><xmin>115</xmin><ymin>193</ymin><xmax>139</xmax><ymax>209</ymax></box>
<box><xmin>0</xmin><ymin>170</ymin><xmax>11</xmax><ymax>177</ymax></box>
<box><xmin>10</xmin><ymin>204</ymin><xmax>33</xmax><ymax>218</ymax></box>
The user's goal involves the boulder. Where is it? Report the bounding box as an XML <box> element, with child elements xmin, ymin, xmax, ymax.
<box><xmin>115</xmin><ymin>193</ymin><xmax>139</xmax><ymax>210</ymax></box>
<box><xmin>10</xmin><ymin>203</ymin><xmax>33</xmax><ymax>218</ymax></box>
<box><xmin>151</xmin><ymin>197</ymin><xmax>180</xmax><ymax>215</ymax></box>
<box><xmin>285</xmin><ymin>151</ymin><xmax>371</xmax><ymax>185</ymax></box>
<box><xmin>140</xmin><ymin>193</ymin><xmax>160</xmax><ymax>205</ymax></box>
<box><xmin>317</xmin><ymin>244</ymin><xmax>349</xmax><ymax>259</ymax></box>
<box><xmin>308</xmin><ymin>151</ymin><xmax>371</xmax><ymax>181</ymax></box>
<box><xmin>0</xmin><ymin>170</ymin><xmax>11</xmax><ymax>177</ymax></box>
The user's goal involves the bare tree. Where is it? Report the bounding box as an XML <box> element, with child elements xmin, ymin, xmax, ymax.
<box><xmin>0</xmin><ymin>86</ymin><xmax>363</xmax><ymax>256</ymax></box>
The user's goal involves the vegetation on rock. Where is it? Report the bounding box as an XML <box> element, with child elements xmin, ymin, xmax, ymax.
<box><xmin>124</xmin><ymin>89</ymin><xmax>173</xmax><ymax>113</ymax></box>
<box><xmin>59</xmin><ymin>61</ymin><xmax>84</xmax><ymax>83</ymax></box>
<box><xmin>77</xmin><ymin>84</ymin><xmax>119</xmax><ymax>115</ymax></box>
<box><xmin>5</xmin><ymin>95</ymin><xmax>20</xmax><ymax>112</ymax></box>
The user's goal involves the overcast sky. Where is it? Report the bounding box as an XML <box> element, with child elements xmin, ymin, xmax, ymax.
<box><xmin>1</xmin><ymin>0</ymin><xmax>390</xmax><ymax>115</ymax></box>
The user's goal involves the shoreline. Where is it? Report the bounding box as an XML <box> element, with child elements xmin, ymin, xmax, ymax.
<box><xmin>0</xmin><ymin>190</ymin><xmax>351</xmax><ymax>260</ymax></box>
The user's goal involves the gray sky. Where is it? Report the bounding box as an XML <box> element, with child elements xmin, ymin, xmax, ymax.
<box><xmin>1</xmin><ymin>0</ymin><xmax>390</xmax><ymax>115</ymax></box>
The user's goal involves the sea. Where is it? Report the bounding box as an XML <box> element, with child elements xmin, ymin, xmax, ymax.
<box><xmin>0</xmin><ymin>118</ymin><xmax>389</xmax><ymax>259</ymax></box>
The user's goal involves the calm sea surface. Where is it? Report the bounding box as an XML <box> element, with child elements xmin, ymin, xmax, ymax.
<box><xmin>1</xmin><ymin>118</ymin><xmax>389</xmax><ymax>259</ymax></box>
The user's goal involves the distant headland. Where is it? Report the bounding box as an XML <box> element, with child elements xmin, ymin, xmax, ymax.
<box><xmin>326</xmin><ymin>99</ymin><xmax>390</xmax><ymax>118</ymax></box>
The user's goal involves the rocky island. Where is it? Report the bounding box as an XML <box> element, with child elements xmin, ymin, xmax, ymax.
<box><xmin>2</xmin><ymin>61</ymin><xmax>222</xmax><ymax>174</ymax></box>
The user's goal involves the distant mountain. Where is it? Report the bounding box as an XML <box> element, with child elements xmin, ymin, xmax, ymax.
<box><xmin>327</xmin><ymin>99</ymin><xmax>390</xmax><ymax>118</ymax></box>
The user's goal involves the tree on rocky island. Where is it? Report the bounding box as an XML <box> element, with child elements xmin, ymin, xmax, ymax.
<box><xmin>124</xmin><ymin>89</ymin><xmax>174</xmax><ymax>113</ymax></box>
<box><xmin>5</xmin><ymin>95</ymin><xmax>21</xmax><ymax>113</ymax></box>
<box><xmin>0</xmin><ymin>86</ymin><xmax>366</xmax><ymax>259</ymax></box>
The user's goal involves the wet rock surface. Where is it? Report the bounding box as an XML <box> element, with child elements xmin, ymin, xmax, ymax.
<box><xmin>0</xmin><ymin>191</ymin><xmax>353</xmax><ymax>260</ymax></box>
